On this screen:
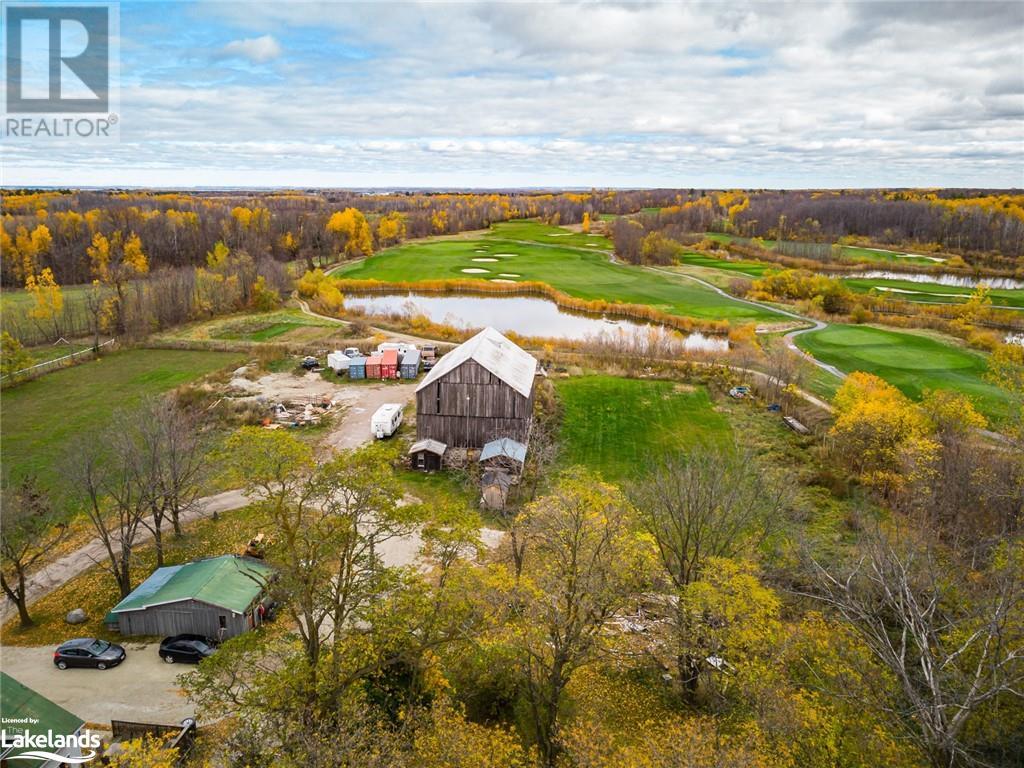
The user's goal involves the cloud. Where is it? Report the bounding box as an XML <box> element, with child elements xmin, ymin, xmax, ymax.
<box><xmin>219</xmin><ymin>34</ymin><xmax>281</xmax><ymax>63</ymax></box>
<box><xmin>4</xmin><ymin>1</ymin><xmax>1022</xmax><ymax>187</ymax></box>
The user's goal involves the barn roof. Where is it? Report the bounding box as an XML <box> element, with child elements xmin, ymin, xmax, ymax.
<box><xmin>480</xmin><ymin>437</ymin><xmax>528</xmax><ymax>464</ymax></box>
<box><xmin>110</xmin><ymin>555</ymin><xmax>273</xmax><ymax>616</ymax></box>
<box><xmin>0</xmin><ymin>673</ymin><xmax>83</xmax><ymax>760</ymax></box>
<box><xmin>409</xmin><ymin>438</ymin><xmax>447</xmax><ymax>456</ymax></box>
<box><xmin>416</xmin><ymin>327</ymin><xmax>537</xmax><ymax>398</ymax></box>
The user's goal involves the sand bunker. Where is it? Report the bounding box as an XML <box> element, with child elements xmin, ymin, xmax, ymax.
<box><xmin>493</xmin><ymin>252</ymin><xmax>516</xmax><ymax>257</ymax></box>
<box><xmin>547</xmin><ymin>233</ymin><xmax>570</xmax><ymax>237</ymax></box>
<box><xmin>474</xmin><ymin>249</ymin><xmax>487</xmax><ymax>253</ymax></box>
<box><xmin>461</xmin><ymin>268</ymin><xmax>490</xmax><ymax>274</ymax></box>
<box><xmin>490</xmin><ymin>278</ymin><xmax>517</xmax><ymax>283</ymax></box>
<box><xmin>499</xmin><ymin>273</ymin><xmax>521</xmax><ymax>277</ymax></box>
<box><xmin>586</xmin><ymin>242</ymin><xmax>599</xmax><ymax>246</ymax></box>
<box><xmin>472</xmin><ymin>257</ymin><xmax>498</xmax><ymax>262</ymax></box>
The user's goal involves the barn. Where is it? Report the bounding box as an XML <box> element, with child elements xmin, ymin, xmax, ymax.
<box><xmin>106</xmin><ymin>555</ymin><xmax>274</xmax><ymax>640</ymax></box>
<box><xmin>415</xmin><ymin>327</ymin><xmax>537</xmax><ymax>448</ymax></box>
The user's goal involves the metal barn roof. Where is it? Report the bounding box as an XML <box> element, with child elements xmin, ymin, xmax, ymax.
<box><xmin>109</xmin><ymin>555</ymin><xmax>273</xmax><ymax>616</ymax></box>
<box><xmin>416</xmin><ymin>327</ymin><xmax>537</xmax><ymax>398</ymax></box>
<box><xmin>0</xmin><ymin>673</ymin><xmax>84</xmax><ymax>760</ymax></box>
<box><xmin>480</xmin><ymin>437</ymin><xmax>528</xmax><ymax>464</ymax></box>
<box><xmin>408</xmin><ymin>438</ymin><xmax>447</xmax><ymax>455</ymax></box>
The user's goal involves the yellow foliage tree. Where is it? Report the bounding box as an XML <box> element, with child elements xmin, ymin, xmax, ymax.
<box><xmin>25</xmin><ymin>268</ymin><xmax>64</xmax><ymax>337</ymax></box>
<box><xmin>376</xmin><ymin>211</ymin><xmax>406</xmax><ymax>247</ymax></box>
<box><xmin>326</xmin><ymin>208</ymin><xmax>374</xmax><ymax>258</ymax></box>
<box><xmin>581</xmin><ymin>211</ymin><xmax>591</xmax><ymax>234</ymax></box>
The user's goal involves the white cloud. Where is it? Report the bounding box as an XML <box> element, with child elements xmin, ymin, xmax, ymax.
<box><xmin>219</xmin><ymin>34</ymin><xmax>281</xmax><ymax>63</ymax></box>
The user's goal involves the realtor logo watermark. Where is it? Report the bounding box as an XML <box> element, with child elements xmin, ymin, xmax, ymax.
<box><xmin>3</xmin><ymin>1</ymin><xmax>119</xmax><ymax>139</ymax></box>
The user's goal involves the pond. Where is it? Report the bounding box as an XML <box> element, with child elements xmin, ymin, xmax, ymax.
<box><xmin>845</xmin><ymin>271</ymin><xmax>1024</xmax><ymax>290</ymax></box>
<box><xmin>342</xmin><ymin>291</ymin><xmax>729</xmax><ymax>351</ymax></box>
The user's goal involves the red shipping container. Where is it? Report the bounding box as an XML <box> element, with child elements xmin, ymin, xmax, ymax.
<box><xmin>380</xmin><ymin>348</ymin><xmax>399</xmax><ymax>379</ymax></box>
<box><xmin>366</xmin><ymin>354</ymin><xmax>383</xmax><ymax>379</ymax></box>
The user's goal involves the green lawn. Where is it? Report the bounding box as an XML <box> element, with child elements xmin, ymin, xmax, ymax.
<box><xmin>842</xmin><ymin>277</ymin><xmax>1024</xmax><ymax>310</ymax></box>
<box><xmin>677</xmin><ymin>252</ymin><xmax>772</xmax><ymax>278</ymax></box>
<box><xmin>335</xmin><ymin>221</ymin><xmax>779</xmax><ymax>324</ymax></box>
<box><xmin>555</xmin><ymin>375</ymin><xmax>732</xmax><ymax>481</ymax></box>
<box><xmin>1</xmin><ymin>348</ymin><xmax>242</xmax><ymax>489</ymax></box>
<box><xmin>795</xmin><ymin>325</ymin><xmax>1010</xmax><ymax>422</ymax></box>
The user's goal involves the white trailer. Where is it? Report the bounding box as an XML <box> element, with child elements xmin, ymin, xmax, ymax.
<box><xmin>376</xmin><ymin>341</ymin><xmax>417</xmax><ymax>356</ymax></box>
<box><xmin>371</xmin><ymin>403</ymin><xmax>404</xmax><ymax>439</ymax></box>
<box><xmin>327</xmin><ymin>351</ymin><xmax>352</xmax><ymax>373</ymax></box>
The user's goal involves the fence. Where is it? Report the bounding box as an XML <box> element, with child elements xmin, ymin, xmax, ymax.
<box><xmin>1</xmin><ymin>339</ymin><xmax>116</xmax><ymax>384</ymax></box>
<box><xmin>110</xmin><ymin>718</ymin><xmax>197</xmax><ymax>764</ymax></box>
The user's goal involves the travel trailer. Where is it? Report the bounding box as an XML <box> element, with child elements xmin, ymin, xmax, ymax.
<box><xmin>371</xmin><ymin>403</ymin><xmax>404</xmax><ymax>439</ymax></box>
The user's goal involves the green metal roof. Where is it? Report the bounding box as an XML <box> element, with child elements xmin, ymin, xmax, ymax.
<box><xmin>110</xmin><ymin>555</ymin><xmax>274</xmax><ymax>615</ymax></box>
<box><xmin>0</xmin><ymin>672</ymin><xmax>84</xmax><ymax>759</ymax></box>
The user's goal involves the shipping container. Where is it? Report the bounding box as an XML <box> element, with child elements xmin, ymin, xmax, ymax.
<box><xmin>399</xmin><ymin>349</ymin><xmax>421</xmax><ymax>379</ymax></box>
<box><xmin>348</xmin><ymin>355</ymin><xmax>368</xmax><ymax>380</ymax></box>
<box><xmin>366</xmin><ymin>354</ymin><xmax>383</xmax><ymax>379</ymax></box>
<box><xmin>380</xmin><ymin>348</ymin><xmax>399</xmax><ymax>379</ymax></box>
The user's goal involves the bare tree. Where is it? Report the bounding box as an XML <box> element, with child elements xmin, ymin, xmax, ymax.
<box><xmin>806</xmin><ymin>528</ymin><xmax>1024</xmax><ymax>768</ymax></box>
<box><xmin>628</xmin><ymin>445</ymin><xmax>791</xmax><ymax>698</ymax></box>
<box><xmin>0</xmin><ymin>479</ymin><xmax>71</xmax><ymax>627</ymax></box>
<box><xmin>65</xmin><ymin>430</ymin><xmax>149</xmax><ymax>598</ymax></box>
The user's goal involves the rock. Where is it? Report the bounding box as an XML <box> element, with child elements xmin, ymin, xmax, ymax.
<box><xmin>65</xmin><ymin>608</ymin><xmax>87</xmax><ymax>625</ymax></box>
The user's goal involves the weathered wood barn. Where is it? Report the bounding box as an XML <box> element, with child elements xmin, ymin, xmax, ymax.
<box><xmin>415</xmin><ymin>327</ymin><xmax>538</xmax><ymax>448</ymax></box>
<box><xmin>106</xmin><ymin>555</ymin><xmax>274</xmax><ymax>639</ymax></box>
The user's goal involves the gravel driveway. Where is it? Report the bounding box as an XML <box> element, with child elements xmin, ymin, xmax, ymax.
<box><xmin>0</xmin><ymin>641</ymin><xmax>196</xmax><ymax>724</ymax></box>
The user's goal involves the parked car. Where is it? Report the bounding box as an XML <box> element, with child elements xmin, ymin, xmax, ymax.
<box><xmin>728</xmin><ymin>386</ymin><xmax>751</xmax><ymax>399</ymax></box>
<box><xmin>343</xmin><ymin>347</ymin><xmax>361</xmax><ymax>358</ymax></box>
<box><xmin>53</xmin><ymin>638</ymin><xmax>126</xmax><ymax>670</ymax></box>
<box><xmin>159</xmin><ymin>634</ymin><xmax>216</xmax><ymax>664</ymax></box>
<box><xmin>300</xmin><ymin>356</ymin><xmax>318</xmax><ymax>370</ymax></box>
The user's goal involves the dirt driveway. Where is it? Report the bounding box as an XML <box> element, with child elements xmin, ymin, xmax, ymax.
<box><xmin>0</xmin><ymin>642</ymin><xmax>196</xmax><ymax>724</ymax></box>
<box><xmin>323</xmin><ymin>381</ymin><xmax>418</xmax><ymax>452</ymax></box>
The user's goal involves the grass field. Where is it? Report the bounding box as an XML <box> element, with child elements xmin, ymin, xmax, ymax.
<box><xmin>555</xmin><ymin>375</ymin><xmax>732</xmax><ymax>481</ymax></box>
<box><xmin>842</xmin><ymin>277</ymin><xmax>1024</xmax><ymax>310</ymax></box>
<box><xmin>336</xmin><ymin>221</ymin><xmax>779</xmax><ymax>324</ymax></box>
<box><xmin>1</xmin><ymin>348</ymin><xmax>242</xmax><ymax>489</ymax></box>
<box><xmin>795</xmin><ymin>325</ymin><xmax>1010</xmax><ymax>422</ymax></box>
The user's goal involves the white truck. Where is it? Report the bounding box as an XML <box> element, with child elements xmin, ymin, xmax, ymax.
<box><xmin>370</xmin><ymin>403</ymin><xmax>404</xmax><ymax>439</ymax></box>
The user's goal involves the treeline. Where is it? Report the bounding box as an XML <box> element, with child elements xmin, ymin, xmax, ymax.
<box><xmin>608</xmin><ymin>189</ymin><xmax>1024</xmax><ymax>267</ymax></box>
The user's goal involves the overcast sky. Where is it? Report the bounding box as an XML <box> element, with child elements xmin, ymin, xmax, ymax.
<box><xmin>4</xmin><ymin>0</ymin><xmax>1023</xmax><ymax>188</ymax></box>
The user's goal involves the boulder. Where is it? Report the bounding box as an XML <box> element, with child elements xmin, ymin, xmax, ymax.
<box><xmin>65</xmin><ymin>608</ymin><xmax>87</xmax><ymax>625</ymax></box>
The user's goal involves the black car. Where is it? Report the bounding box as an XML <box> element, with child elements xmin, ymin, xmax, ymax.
<box><xmin>53</xmin><ymin>638</ymin><xmax>126</xmax><ymax>670</ymax></box>
<box><xmin>159</xmin><ymin>634</ymin><xmax>216</xmax><ymax>664</ymax></box>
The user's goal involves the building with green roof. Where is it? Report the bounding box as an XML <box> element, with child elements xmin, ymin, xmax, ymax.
<box><xmin>107</xmin><ymin>555</ymin><xmax>274</xmax><ymax>640</ymax></box>
<box><xmin>1</xmin><ymin>672</ymin><xmax>87</xmax><ymax>766</ymax></box>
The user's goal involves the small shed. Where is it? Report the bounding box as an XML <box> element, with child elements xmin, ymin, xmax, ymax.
<box><xmin>480</xmin><ymin>469</ymin><xmax>513</xmax><ymax>511</ymax></box>
<box><xmin>107</xmin><ymin>555</ymin><xmax>274</xmax><ymax>640</ymax></box>
<box><xmin>479</xmin><ymin>437</ymin><xmax>527</xmax><ymax>473</ymax></box>
<box><xmin>366</xmin><ymin>354</ymin><xmax>383</xmax><ymax>379</ymax></box>
<box><xmin>408</xmin><ymin>438</ymin><xmax>446</xmax><ymax>471</ymax></box>
<box><xmin>327</xmin><ymin>351</ymin><xmax>352</xmax><ymax>374</ymax></box>
<box><xmin>380</xmin><ymin>348</ymin><xmax>399</xmax><ymax>379</ymax></box>
<box><xmin>0</xmin><ymin>673</ymin><xmax>85</xmax><ymax>766</ymax></box>
<box><xmin>348</xmin><ymin>355</ymin><xmax>368</xmax><ymax>380</ymax></box>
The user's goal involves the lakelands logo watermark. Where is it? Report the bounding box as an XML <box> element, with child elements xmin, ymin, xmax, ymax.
<box><xmin>3</xmin><ymin>1</ymin><xmax>119</xmax><ymax>139</ymax></box>
<box><xmin>1</xmin><ymin>726</ymin><xmax>101</xmax><ymax>763</ymax></box>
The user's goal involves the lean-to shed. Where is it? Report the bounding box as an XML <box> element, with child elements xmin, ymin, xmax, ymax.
<box><xmin>408</xmin><ymin>438</ymin><xmax>446</xmax><ymax>471</ymax></box>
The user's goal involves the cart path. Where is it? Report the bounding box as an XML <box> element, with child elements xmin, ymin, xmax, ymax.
<box><xmin>0</xmin><ymin>489</ymin><xmax>249</xmax><ymax>623</ymax></box>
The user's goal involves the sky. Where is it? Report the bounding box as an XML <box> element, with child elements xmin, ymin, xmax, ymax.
<box><xmin>3</xmin><ymin>0</ymin><xmax>1023</xmax><ymax>189</ymax></box>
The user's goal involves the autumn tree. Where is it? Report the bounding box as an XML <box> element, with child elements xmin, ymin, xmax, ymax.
<box><xmin>25</xmin><ymin>268</ymin><xmax>64</xmax><ymax>340</ymax></box>
<box><xmin>630</xmin><ymin>446</ymin><xmax>790</xmax><ymax>698</ymax></box>
<box><xmin>376</xmin><ymin>211</ymin><xmax>407</xmax><ymax>247</ymax></box>
<box><xmin>327</xmin><ymin>207</ymin><xmax>374</xmax><ymax>259</ymax></box>
<box><xmin>0</xmin><ymin>479</ymin><xmax>71</xmax><ymax>626</ymax></box>
<box><xmin>0</xmin><ymin>332</ymin><xmax>31</xmax><ymax>381</ymax></box>
<box><xmin>86</xmin><ymin>229</ymin><xmax>149</xmax><ymax>333</ymax></box>
<box><xmin>512</xmin><ymin>472</ymin><xmax>652</xmax><ymax>766</ymax></box>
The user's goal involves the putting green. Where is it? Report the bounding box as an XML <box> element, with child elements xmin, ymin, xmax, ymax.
<box><xmin>796</xmin><ymin>324</ymin><xmax>1010</xmax><ymax>422</ymax></box>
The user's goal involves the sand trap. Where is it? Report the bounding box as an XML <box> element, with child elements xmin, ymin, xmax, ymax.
<box><xmin>474</xmin><ymin>249</ymin><xmax>487</xmax><ymax>253</ymax></box>
<box><xmin>490</xmin><ymin>278</ymin><xmax>517</xmax><ymax>283</ymax></box>
<box><xmin>472</xmin><ymin>257</ymin><xmax>498</xmax><ymax>262</ymax></box>
<box><xmin>499</xmin><ymin>273</ymin><xmax>521</xmax><ymax>277</ymax></box>
<box><xmin>493</xmin><ymin>252</ymin><xmax>516</xmax><ymax>257</ymax></box>
<box><xmin>461</xmin><ymin>268</ymin><xmax>490</xmax><ymax>274</ymax></box>
<box><xmin>547</xmin><ymin>233</ymin><xmax>570</xmax><ymax>237</ymax></box>
<box><xmin>586</xmin><ymin>242</ymin><xmax>599</xmax><ymax>246</ymax></box>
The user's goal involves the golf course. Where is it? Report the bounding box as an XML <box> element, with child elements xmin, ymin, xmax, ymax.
<box><xmin>795</xmin><ymin>324</ymin><xmax>1011</xmax><ymax>422</ymax></box>
<box><xmin>335</xmin><ymin>221</ymin><xmax>781</xmax><ymax>323</ymax></box>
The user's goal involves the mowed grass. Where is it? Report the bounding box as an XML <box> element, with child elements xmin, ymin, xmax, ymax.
<box><xmin>555</xmin><ymin>375</ymin><xmax>731</xmax><ymax>481</ymax></box>
<box><xmin>842</xmin><ymin>277</ymin><xmax>1024</xmax><ymax>310</ymax></box>
<box><xmin>795</xmin><ymin>325</ymin><xmax>1010</xmax><ymax>422</ymax></box>
<box><xmin>336</xmin><ymin>221</ymin><xmax>778</xmax><ymax>323</ymax></box>
<box><xmin>1</xmin><ymin>348</ymin><xmax>242</xmax><ymax>488</ymax></box>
